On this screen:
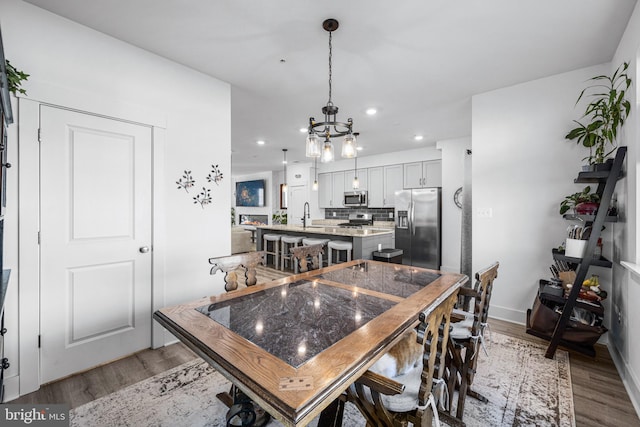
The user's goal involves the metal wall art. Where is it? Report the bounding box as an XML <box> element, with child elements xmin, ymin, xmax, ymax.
<box><xmin>176</xmin><ymin>165</ymin><xmax>224</xmax><ymax>209</ymax></box>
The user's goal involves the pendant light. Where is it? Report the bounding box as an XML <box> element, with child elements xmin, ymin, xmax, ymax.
<box><xmin>305</xmin><ymin>18</ymin><xmax>357</xmax><ymax>162</ymax></box>
<box><xmin>281</xmin><ymin>149</ymin><xmax>288</xmax><ymax>193</ymax></box>
<box><xmin>352</xmin><ymin>156</ymin><xmax>359</xmax><ymax>189</ymax></box>
<box><xmin>312</xmin><ymin>157</ymin><xmax>319</xmax><ymax>191</ymax></box>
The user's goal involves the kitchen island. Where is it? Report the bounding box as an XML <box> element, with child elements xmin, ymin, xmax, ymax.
<box><xmin>256</xmin><ymin>225</ymin><xmax>394</xmax><ymax>260</ymax></box>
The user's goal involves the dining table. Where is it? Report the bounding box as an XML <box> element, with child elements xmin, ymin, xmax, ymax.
<box><xmin>153</xmin><ymin>259</ymin><xmax>467</xmax><ymax>427</ymax></box>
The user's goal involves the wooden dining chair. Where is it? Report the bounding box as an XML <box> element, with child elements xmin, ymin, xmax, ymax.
<box><xmin>347</xmin><ymin>289</ymin><xmax>459</xmax><ymax>427</ymax></box>
<box><xmin>208</xmin><ymin>251</ymin><xmax>266</xmax><ymax>292</ymax></box>
<box><xmin>443</xmin><ymin>261</ymin><xmax>499</xmax><ymax>425</ymax></box>
<box><xmin>289</xmin><ymin>243</ymin><xmax>324</xmax><ymax>273</ymax></box>
<box><xmin>208</xmin><ymin>251</ymin><xmax>271</xmax><ymax>426</ymax></box>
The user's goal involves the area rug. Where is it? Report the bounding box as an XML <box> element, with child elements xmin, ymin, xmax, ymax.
<box><xmin>70</xmin><ymin>332</ymin><xmax>575</xmax><ymax>427</ymax></box>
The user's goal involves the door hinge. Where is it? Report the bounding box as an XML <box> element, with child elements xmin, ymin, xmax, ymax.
<box><xmin>37</xmin><ymin>128</ymin><xmax>41</xmax><ymax>142</ymax></box>
<box><xmin>38</xmin><ymin>335</ymin><xmax>41</xmax><ymax>348</ymax></box>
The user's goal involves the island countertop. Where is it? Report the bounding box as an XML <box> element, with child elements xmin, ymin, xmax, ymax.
<box><xmin>256</xmin><ymin>224</ymin><xmax>393</xmax><ymax>237</ymax></box>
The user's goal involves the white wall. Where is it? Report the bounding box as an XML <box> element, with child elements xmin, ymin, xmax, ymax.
<box><xmin>438</xmin><ymin>137</ymin><xmax>471</xmax><ymax>272</ymax></box>
<box><xmin>0</xmin><ymin>0</ymin><xmax>231</xmax><ymax>399</ymax></box>
<box><xmin>608</xmin><ymin>0</ymin><xmax>640</xmax><ymax>415</ymax></box>
<box><xmin>472</xmin><ymin>63</ymin><xmax>612</xmax><ymax>326</ymax></box>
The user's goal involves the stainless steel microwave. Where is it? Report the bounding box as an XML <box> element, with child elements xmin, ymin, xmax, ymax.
<box><xmin>344</xmin><ymin>191</ymin><xmax>368</xmax><ymax>207</ymax></box>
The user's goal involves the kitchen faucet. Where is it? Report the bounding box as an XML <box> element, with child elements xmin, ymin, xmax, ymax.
<box><xmin>302</xmin><ymin>202</ymin><xmax>310</xmax><ymax>228</ymax></box>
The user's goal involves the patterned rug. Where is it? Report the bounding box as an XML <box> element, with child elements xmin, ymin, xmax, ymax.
<box><xmin>70</xmin><ymin>332</ymin><xmax>574</xmax><ymax>427</ymax></box>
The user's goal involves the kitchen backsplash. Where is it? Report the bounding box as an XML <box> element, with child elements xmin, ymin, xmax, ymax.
<box><xmin>324</xmin><ymin>208</ymin><xmax>395</xmax><ymax>222</ymax></box>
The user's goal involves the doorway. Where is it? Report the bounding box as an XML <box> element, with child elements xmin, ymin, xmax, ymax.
<box><xmin>38</xmin><ymin>106</ymin><xmax>153</xmax><ymax>383</ymax></box>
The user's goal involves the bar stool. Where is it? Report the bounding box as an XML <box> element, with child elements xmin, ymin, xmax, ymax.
<box><xmin>303</xmin><ymin>238</ymin><xmax>329</xmax><ymax>268</ymax></box>
<box><xmin>262</xmin><ymin>234</ymin><xmax>281</xmax><ymax>269</ymax></box>
<box><xmin>281</xmin><ymin>235</ymin><xmax>306</xmax><ymax>271</ymax></box>
<box><xmin>328</xmin><ymin>240</ymin><xmax>353</xmax><ymax>266</ymax></box>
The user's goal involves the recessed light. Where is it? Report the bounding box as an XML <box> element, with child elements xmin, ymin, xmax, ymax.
<box><xmin>299</xmin><ymin>127</ymin><xmax>307</xmax><ymax>133</ymax></box>
<box><xmin>414</xmin><ymin>135</ymin><xmax>424</xmax><ymax>141</ymax></box>
<box><xmin>356</xmin><ymin>146</ymin><xmax>363</xmax><ymax>151</ymax></box>
<box><xmin>366</xmin><ymin>108</ymin><xmax>377</xmax><ymax>116</ymax></box>
<box><xmin>256</xmin><ymin>140</ymin><xmax>265</xmax><ymax>145</ymax></box>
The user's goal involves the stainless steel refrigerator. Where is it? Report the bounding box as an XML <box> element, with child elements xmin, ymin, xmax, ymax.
<box><xmin>394</xmin><ymin>188</ymin><xmax>441</xmax><ymax>269</ymax></box>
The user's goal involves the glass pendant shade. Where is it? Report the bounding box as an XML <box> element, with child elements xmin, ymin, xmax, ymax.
<box><xmin>306</xmin><ymin>133</ymin><xmax>321</xmax><ymax>158</ymax></box>
<box><xmin>352</xmin><ymin>176</ymin><xmax>359</xmax><ymax>189</ymax></box>
<box><xmin>341</xmin><ymin>133</ymin><xmax>357</xmax><ymax>158</ymax></box>
<box><xmin>312</xmin><ymin>179</ymin><xmax>318</xmax><ymax>191</ymax></box>
<box><xmin>321</xmin><ymin>141</ymin><xmax>334</xmax><ymax>163</ymax></box>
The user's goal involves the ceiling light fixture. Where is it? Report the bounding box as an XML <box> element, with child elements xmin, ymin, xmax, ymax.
<box><xmin>282</xmin><ymin>149</ymin><xmax>288</xmax><ymax>193</ymax></box>
<box><xmin>257</xmin><ymin>140</ymin><xmax>265</xmax><ymax>145</ymax></box>
<box><xmin>306</xmin><ymin>18</ymin><xmax>357</xmax><ymax>163</ymax></box>
<box><xmin>366</xmin><ymin>108</ymin><xmax>377</xmax><ymax>116</ymax></box>
<box><xmin>414</xmin><ymin>135</ymin><xmax>424</xmax><ymax>141</ymax></box>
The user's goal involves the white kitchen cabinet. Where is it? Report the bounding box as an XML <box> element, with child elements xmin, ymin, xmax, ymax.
<box><xmin>403</xmin><ymin>160</ymin><xmax>442</xmax><ymax>188</ymax></box>
<box><xmin>368</xmin><ymin>167</ymin><xmax>384</xmax><ymax>207</ymax></box>
<box><xmin>383</xmin><ymin>164</ymin><xmax>403</xmax><ymax>207</ymax></box>
<box><xmin>332</xmin><ymin>171</ymin><xmax>345</xmax><ymax>208</ymax></box>
<box><xmin>369</xmin><ymin>165</ymin><xmax>403</xmax><ymax>207</ymax></box>
<box><xmin>344</xmin><ymin>167</ymin><xmax>367</xmax><ymax>191</ymax></box>
<box><xmin>318</xmin><ymin>173</ymin><xmax>332</xmax><ymax>208</ymax></box>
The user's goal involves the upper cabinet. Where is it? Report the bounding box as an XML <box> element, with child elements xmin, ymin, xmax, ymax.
<box><xmin>318</xmin><ymin>173</ymin><xmax>332</xmax><ymax>208</ymax></box>
<box><xmin>318</xmin><ymin>171</ymin><xmax>347</xmax><ymax>208</ymax></box>
<box><xmin>369</xmin><ymin>165</ymin><xmax>402</xmax><ymax>208</ymax></box>
<box><xmin>403</xmin><ymin>160</ymin><xmax>442</xmax><ymax>189</ymax></box>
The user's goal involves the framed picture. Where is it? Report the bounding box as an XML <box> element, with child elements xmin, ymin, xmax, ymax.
<box><xmin>235</xmin><ymin>180</ymin><xmax>266</xmax><ymax>207</ymax></box>
<box><xmin>280</xmin><ymin>184</ymin><xmax>287</xmax><ymax>209</ymax></box>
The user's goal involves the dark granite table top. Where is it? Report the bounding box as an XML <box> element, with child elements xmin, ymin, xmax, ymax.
<box><xmin>154</xmin><ymin>260</ymin><xmax>465</xmax><ymax>426</ymax></box>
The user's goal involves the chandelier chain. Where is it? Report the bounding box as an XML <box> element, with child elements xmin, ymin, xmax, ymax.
<box><xmin>328</xmin><ymin>30</ymin><xmax>332</xmax><ymax>105</ymax></box>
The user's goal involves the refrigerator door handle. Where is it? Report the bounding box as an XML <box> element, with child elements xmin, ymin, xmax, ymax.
<box><xmin>410</xmin><ymin>200</ymin><xmax>415</xmax><ymax>235</ymax></box>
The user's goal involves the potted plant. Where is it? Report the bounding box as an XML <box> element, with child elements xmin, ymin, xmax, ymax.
<box><xmin>272</xmin><ymin>210</ymin><xmax>287</xmax><ymax>225</ymax></box>
<box><xmin>565</xmin><ymin>62</ymin><xmax>631</xmax><ymax>170</ymax></box>
<box><xmin>559</xmin><ymin>186</ymin><xmax>600</xmax><ymax>215</ymax></box>
<box><xmin>5</xmin><ymin>60</ymin><xmax>29</xmax><ymax>95</ymax></box>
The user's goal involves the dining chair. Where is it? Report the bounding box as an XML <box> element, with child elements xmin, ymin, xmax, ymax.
<box><xmin>347</xmin><ymin>289</ymin><xmax>459</xmax><ymax>427</ymax></box>
<box><xmin>289</xmin><ymin>243</ymin><xmax>324</xmax><ymax>273</ymax></box>
<box><xmin>208</xmin><ymin>251</ymin><xmax>271</xmax><ymax>426</ymax></box>
<box><xmin>208</xmin><ymin>251</ymin><xmax>266</xmax><ymax>292</ymax></box>
<box><xmin>443</xmin><ymin>261</ymin><xmax>499</xmax><ymax>425</ymax></box>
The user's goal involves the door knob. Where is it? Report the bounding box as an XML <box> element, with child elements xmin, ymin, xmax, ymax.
<box><xmin>139</xmin><ymin>246</ymin><xmax>150</xmax><ymax>253</ymax></box>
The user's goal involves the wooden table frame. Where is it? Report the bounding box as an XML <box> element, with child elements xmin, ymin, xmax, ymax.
<box><xmin>154</xmin><ymin>260</ymin><xmax>466</xmax><ymax>426</ymax></box>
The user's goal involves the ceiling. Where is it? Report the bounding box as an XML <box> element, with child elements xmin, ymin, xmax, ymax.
<box><xmin>23</xmin><ymin>0</ymin><xmax>636</xmax><ymax>175</ymax></box>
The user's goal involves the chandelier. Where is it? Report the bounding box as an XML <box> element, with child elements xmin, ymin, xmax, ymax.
<box><xmin>306</xmin><ymin>18</ymin><xmax>357</xmax><ymax>163</ymax></box>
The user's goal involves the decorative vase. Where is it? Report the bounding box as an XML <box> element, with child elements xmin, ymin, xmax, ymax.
<box><xmin>575</xmin><ymin>201</ymin><xmax>599</xmax><ymax>215</ymax></box>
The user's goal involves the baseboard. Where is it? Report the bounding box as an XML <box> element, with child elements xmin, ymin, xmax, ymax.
<box><xmin>608</xmin><ymin>342</ymin><xmax>640</xmax><ymax>419</ymax></box>
<box><xmin>2</xmin><ymin>375</ymin><xmax>19</xmax><ymax>402</ymax></box>
<box><xmin>489</xmin><ymin>305</ymin><xmax>526</xmax><ymax>325</ymax></box>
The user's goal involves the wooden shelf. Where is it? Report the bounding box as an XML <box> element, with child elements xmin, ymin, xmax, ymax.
<box><xmin>575</xmin><ymin>170</ymin><xmax>624</xmax><ymax>183</ymax></box>
<box><xmin>563</xmin><ymin>213</ymin><xmax>618</xmax><ymax>223</ymax></box>
<box><xmin>538</xmin><ymin>281</ymin><xmax>604</xmax><ymax>316</ymax></box>
<box><xmin>525</xmin><ymin>309</ymin><xmax>596</xmax><ymax>357</ymax></box>
<box><xmin>552</xmin><ymin>248</ymin><xmax>612</xmax><ymax>268</ymax></box>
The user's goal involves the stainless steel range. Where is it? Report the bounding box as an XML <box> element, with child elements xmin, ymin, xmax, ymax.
<box><xmin>338</xmin><ymin>213</ymin><xmax>373</xmax><ymax>229</ymax></box>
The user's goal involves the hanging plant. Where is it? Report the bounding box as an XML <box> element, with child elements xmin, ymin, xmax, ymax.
<box><xmin>5</xmin><ymin>60</ymin><xmax>29</xmax><ymax>95</ymax></box>
<box><xmin>565</xmin><ymin>62</ymin><xmax>631</xmax><ymax>166</ymax></box>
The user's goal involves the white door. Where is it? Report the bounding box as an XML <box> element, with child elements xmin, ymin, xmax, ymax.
<box><xmin>39</xmin><ymin>106</ymin><xmax>153</xmax><ymax>383</ymax></box>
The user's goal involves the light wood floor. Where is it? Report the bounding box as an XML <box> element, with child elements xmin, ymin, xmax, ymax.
<box><xmin>10</xmin><ymin>267</ymin><xmax>640</xmax><ymax>426</ymax></box>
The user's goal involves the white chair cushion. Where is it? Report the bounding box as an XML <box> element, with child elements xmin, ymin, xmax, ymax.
<box><xmin>328</xmin><ymin>240</ymin><xmax>352</xmax><ymax>250</ymax></box>
<box><xmin>282</xmin><ymin>235</ymin><xmax>305</xmax><ymax>244</ymax></box>
<box><xmin>449</xmin><ymin>318</ymin><xmax>473</xmax><ymax>340</ymax></box>
<box><xmin>379</xmin><ymin>361</ymin><xmax>423</xmax><ymax>413</ymax></box>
